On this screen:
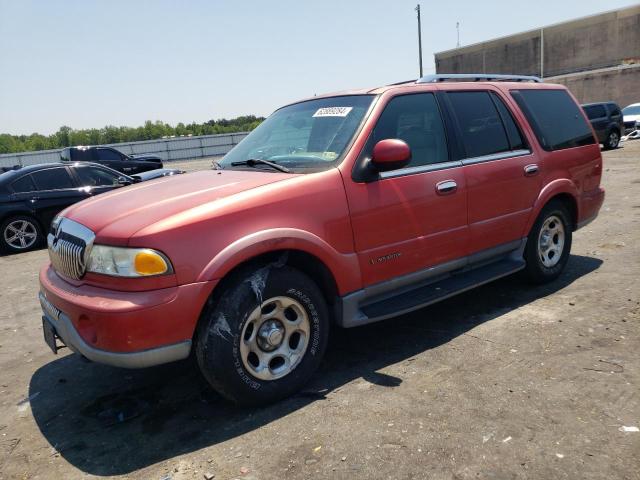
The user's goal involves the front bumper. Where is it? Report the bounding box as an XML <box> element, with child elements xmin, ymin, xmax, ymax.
<box><xmin>39</xmin><ymin>264</ymin><xmax>217</xmax><ymax>368</ymax></box>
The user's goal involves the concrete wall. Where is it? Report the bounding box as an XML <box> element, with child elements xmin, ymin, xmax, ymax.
<box><xmin>435</xmin><ymin>5</ymin><xmax>640</xmax><ymax>78</ymax></box>
<box><xmin>0</xmin><ymin>132</ymin><xmax>249</xmax><ymax>169</ymax></box>
<box><xmin>547</xmin><ymin>64</ymin><xmax>640</xmax><ymax>108</ymax></box>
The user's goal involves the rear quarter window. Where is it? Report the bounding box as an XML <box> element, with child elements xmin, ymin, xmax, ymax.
<box><xmin>511</xmin><ymin>89</ymin><xmax>595</xmax><ymax>151</ymax></box>
<box><xmin>11</xmin><ymin>174</ymin><xmax>37</xmax><ymax>193</ymax></box>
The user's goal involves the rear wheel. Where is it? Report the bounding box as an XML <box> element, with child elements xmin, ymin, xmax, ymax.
<box><xmin>603</xmin><ymin>129</ymin><xmax>620</xmax><ymax>150</ymax></box>
<box><xmin>195</xmin><ymin>263</ymin><xmax>329</xmax><ymax>406</ymax></box>
<box><xmin>521</xmin><ymin>201</ymin><xmax>572</xmax><ymax>284</ymax></box>
<box><xmin>0</xmin><ymin>215</ymin><xmax>42</xmax><ymax>254</ymax></box>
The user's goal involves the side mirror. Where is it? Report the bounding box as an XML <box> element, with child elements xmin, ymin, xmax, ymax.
<box><xmin>117</xmin><ymin>176</ymin><xmax>132</xmax><ymax>186</ymax></box>
<box><xmin>371</xmin><ymin>139</ymin><xmax>411</xmax><ymax>171</ymax></box>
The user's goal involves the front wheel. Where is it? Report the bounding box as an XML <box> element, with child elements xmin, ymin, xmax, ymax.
<box><xmin>195</xmin><ymin>263</ymin><xmax>329</xmax><ymax>406</ymax></box>
<box><xmin>0</xmin><ymin>215</ymin><xmax>43</xmax><ymax>254</ymax></box>
<box><xmin>521</xmin><ymin>201</ymin><xmax>572</xmax><ymax>284</ymax></box>
<box><xmin>603</xmin><ymin>130</ymin><xmax>620</xmax><ymax>150</ymax></box>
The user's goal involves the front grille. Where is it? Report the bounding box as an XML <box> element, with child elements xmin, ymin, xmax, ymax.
<box><xmin>47</xmin><ymin>218</ymin><xmax>95</xmax><ymax>280</ymax></box>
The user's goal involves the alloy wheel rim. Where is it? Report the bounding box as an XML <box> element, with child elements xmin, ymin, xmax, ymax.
<box><xmin>537</xmin><ymin>215</ymin><xmax>565</xmax><ymax>268</ymax></box>
<box><xmin>4</xmin><ymin>220</ymin><xmax>37</xmax><ymax>249</ymax></box>
<box><xmin>609</xmin><ymin>132</ymin><xmax>619</xmax><ymax>147</ymax></box>
<box><xmin>240</xmin><ymin>296</ymin><xmax>310</xmax><ymax>381</ymax></box>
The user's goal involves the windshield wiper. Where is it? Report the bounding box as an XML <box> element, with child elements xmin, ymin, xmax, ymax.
<box><xmin>230</xmin><ymin>158</ymin><xmax>291</xmax><ymax>173</ymax></box>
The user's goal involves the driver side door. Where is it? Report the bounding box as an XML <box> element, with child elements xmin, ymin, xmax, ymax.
<box><xmin>343</xmin><ymin>92</ymin><xmax>468</xmax><ymax>287</ymax></box>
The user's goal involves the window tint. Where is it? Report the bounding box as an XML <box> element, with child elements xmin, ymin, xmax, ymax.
<box><xmin>70</xmin><ymin>148</ymin><xmax>94</xmax><ymax>161</ymax></box>
<box><xmin>75</xmin><ymin>166</ymin><xmax>121</xmax><ymax>187</ymax></box>
<box><xmin>608</xmin><ymin>104</ymin><xmax>621</xmax><ymax>116</ymax></box>
<box><xmin>97</xmin><ymin>148</ymin><xmax>123</xmax><ymax>161</ymax></box>
<box><xmin>448</xmin><ymin>91</ymin><xmax>510</xmax><ymax>158</ymax></box>
<box><xmin>31</xmin><ymin>168</ymin><xmax>74</xmax><ymax>190</ymax></box>
<box><xmin>373</xmin><ymin>93</ymin><xmax>448</xmax><ymax>167</ymax></box>
<box><xmin>490</xmin><ymin>92</ymin><xmax>526</xmax><ymax>151</ymax></box>
<box><xmin>512</xmin><ymin>90</ymin><xmax>595</xmax><ymax>151</ymax></box>
<box><xmin>11</xmin><ymin>175</ymin><xmax>37</xmax><ymax>193</ymax></box>
<box><xmin>583</xmin><ymin>104</ymin><xmax>606</xmax><ymax>120</ymax></box>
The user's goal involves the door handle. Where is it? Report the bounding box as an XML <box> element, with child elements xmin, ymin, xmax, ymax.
<box><xmin>436</xmin><ymin>180</ymin><xmax>457</xmax><ymax>195</ymax></box>
<box><xmin>29</xmin><ymin>196</ymin><xmax>39</xmax><ymax>203</ymax></box>
<box><xmin>524</xmin><ymin>164</ymin><xmax>539</xmax><ymax>176</ymax></box>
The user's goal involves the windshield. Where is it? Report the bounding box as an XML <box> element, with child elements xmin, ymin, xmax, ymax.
<box><xmin>622</xmin><ymin>105</ymin><xmax>640</xmax><ymax>116</ymax></box>
<box><xmin>220</xmin><ymin>95</ymin><xmax>375</xmax><ymax>172</ymax></box>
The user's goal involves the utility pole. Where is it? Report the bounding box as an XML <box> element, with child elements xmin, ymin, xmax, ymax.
<box><xmin>456</xmin><ymin>21</ymin><xmax>460</xmax><ymax>48</ymax></box>
<box><xmin>415</xmin><ymin>4</ymin><xmax>423</xmax><ymax>77</ymax></box>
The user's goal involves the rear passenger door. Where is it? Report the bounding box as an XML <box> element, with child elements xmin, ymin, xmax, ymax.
<box><xmin>444</xmin><ymin>90</ymin><xmax>540</xmax><ymax>255</ymax></box>
<box><xmin>23</xmin><ymin>167</ymin><xmax>81</xmax><ymax>230</ymax></box>
<box><xmin>345</xmin><ymin>92</ymin><xmax>468</xmax><ymax>286</ymax></box>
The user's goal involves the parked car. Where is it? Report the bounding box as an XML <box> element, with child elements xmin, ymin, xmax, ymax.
<box><xmin>581</xmin><ymin>102</ymin><xmax>624</xmax><ymax>150</ymax></box>
<box><xmin>622</xmin><ymin>103</ymin><xmax>640</xmax><ymax>133</ymax></box>
<box><xmin>1</xmin><ymin>162</ymin><xmax>161</xmax><ymax>253</ymax></box>
<box><xmin>61</xmin><ymin>146</ymin><xmax>163</xmax><ymax>174</ymax></box>
<box><xmin>39</xmin><ymin>74</ymin><xmax>604</xmax><ymax>406</ymax></box>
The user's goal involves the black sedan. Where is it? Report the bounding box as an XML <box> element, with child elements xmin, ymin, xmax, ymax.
<box><xmin>61</xmin><ymin>146</ymin><xmax>163</xmax><ymax>174</ymax></box>
<box><xmin>0</xmin><ymin>162</ymin><xmax>181</xmax><ymax>254</ymax></box>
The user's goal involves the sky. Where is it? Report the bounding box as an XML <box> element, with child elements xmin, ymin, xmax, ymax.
<box><xmin>1</xmin><ymin>0</ymin><xmax>638</xmax><ymax>135</ymax></box>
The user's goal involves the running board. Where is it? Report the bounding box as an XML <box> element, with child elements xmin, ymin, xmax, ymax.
<box><xmin>346</xmin><ymin>258</ymin><xmax>525</xmax><ymax>327</ymax></box>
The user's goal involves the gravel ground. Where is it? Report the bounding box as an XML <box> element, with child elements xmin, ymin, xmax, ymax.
<box><xmin>0</xmin><ymin>142</ymin><xmax>639</xmax><ymax>480</ymax></box>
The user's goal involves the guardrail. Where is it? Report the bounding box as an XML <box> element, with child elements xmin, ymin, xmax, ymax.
<box><xmin>0</xmin><ymin>132</ymin><xmax>250</xmax><ymax>169</ymax></box>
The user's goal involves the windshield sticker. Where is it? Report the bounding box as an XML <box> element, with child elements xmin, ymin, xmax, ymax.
<box><xmin>312</xmin><ymin>107</ymin><xmax>353</xmax><ymax>118</ymax></box>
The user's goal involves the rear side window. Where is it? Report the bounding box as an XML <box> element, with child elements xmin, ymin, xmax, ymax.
<box><xmin>583</xmin><ymin>104</ymin><xmax>606</xmax><ymax>119</ymax></box>
<box><xmin>11</xmin><ymin>175</ymin><xmax>37</xmax><ymax>193</ymax></box>
<box><xmin>373</xmin><ymin>93</ymin><xmax>449</xmax><ymax>167</ymax></box>
<box><xmin>31</xmin><ymin>168</ymin><xmax>74</xmax><ymax>190</ymax></box>
<box><xmin>447</xmin><ymin>91</ymin><xmax>510</xmax><ymax>158</ymax></box>
<box><xmin>511</xmin><ymin>89</ymin><xmax>595</xmax><ymax>151</ymax></box>
<box><xmin>490</xmin><ymin>92</ymin><xmax>526</xmax><ymax>151</ymax></box>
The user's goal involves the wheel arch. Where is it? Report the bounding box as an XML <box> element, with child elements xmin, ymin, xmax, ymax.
<box><xmin>526</xmin><ymin>180</ymin><xmax>579</xmax><ymax>234</ymax></box>
<box><xmin>196</xmin><ymin>228</ymin><xmax>361</xmax><ymax>300</ymax></box>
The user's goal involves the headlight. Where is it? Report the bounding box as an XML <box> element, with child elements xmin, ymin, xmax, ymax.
<box><xmin>87</xmin><ymin>246</ymin><xmax>173</xmax><ymax>277</ymax></box>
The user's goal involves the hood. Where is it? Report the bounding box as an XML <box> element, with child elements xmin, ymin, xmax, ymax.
<box><xmin>624</xmin><ymin>113</ymin><xmax>640</xmax><ymax>122</ymax></box>
<box><xmin>61</xmin><ymin>169</ymin><xmax>296</xmax><ymax>243</ymax></box>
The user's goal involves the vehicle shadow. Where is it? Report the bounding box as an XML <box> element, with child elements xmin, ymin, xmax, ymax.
<box><xmin>28</xmin><ymin>254</ymin><xmax>602</xmax><ymax>476</ymax></box>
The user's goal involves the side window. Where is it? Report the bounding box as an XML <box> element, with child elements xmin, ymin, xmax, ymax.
<box><xmin>511</xmin><ymin>89</ymin><xmax>595</xmax><ymax>151</ymax></box>
<box><xmin>490</xmin><ymin>92</ymin><xmax>527</xmax><ymax>151</ymax></box>
<box><xmin>608</xmin><ymin>104</ymin><xmax>621</xmax><ymax>117</ymax></box>
<box><xmin>11</xmin><ymin>175</ymin><xmax>37</xmax><ymax>193</ymax></box>
<box><xmin>75</xmin><ymin>166</ymin><xmax>121</xmax><ymax>187</ymax></box>
<box><xmin>373</xmin><ymin>93</ymin><xmax>448</xmax><ymax>167</ymax></box>
<box><xmin>447</xmin><ymin>91</ymin><xmax>511</xmax><ymax>158</ymax></box>
<box><xmin>584</xmin><ymin>105</ymin><xmax>606</xmax><ymax>120</ymax></box>
<box><xmin>97</xmin><ymin>148</ymin><xmax>123</xmax><ymax>161</ymax></box>
<box><xmin>31</xmin><ymin>168</ymin><xmax>74</xmax><ymax>191</ymax></box>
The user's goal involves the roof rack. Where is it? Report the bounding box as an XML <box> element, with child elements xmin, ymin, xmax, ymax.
<box><xmin>416</xmin><ymin>74</ymin><xmax>542</xmax><ymax>83</ymax></box>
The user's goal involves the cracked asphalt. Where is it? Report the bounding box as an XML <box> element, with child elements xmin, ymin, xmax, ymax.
<box><xmin>0</xmin><ymin>142</ymin><xmax>639</xmax><ymax>479</ymax></box>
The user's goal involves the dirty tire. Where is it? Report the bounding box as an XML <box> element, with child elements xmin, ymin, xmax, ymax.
<box><xmin>0</xmin><ymin>215</ymin><xmax>43</xmax><ymax>254</ymax></box>
<box><xmin>521</xmin><ymin>200</ymin><xmax>572</xmax><ymax>284</ymax></box>
<box><xmin>195</xmin><ymin>264</ymin><xmax>329</xmax><ymax>406</ymax></box>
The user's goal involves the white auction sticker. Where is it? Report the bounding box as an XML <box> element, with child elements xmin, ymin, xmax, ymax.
<box><xmin>312</xmin><ymin>107</ymin><xmax>353</xmax><ymax>118</ymax></box>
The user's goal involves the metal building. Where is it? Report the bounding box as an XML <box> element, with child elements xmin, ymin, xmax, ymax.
<box><xmin>434</xmin><ymin>5</ymin><xmax>640</xmax><ymax>108</ymax></box>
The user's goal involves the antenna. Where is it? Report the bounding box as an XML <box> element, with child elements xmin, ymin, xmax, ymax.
<box><xmin>415</xmin><ymin>4</ymin><xmax>423</xmax><ymax>77</ymax></box>
<box><xmin>456</xmin><ymin>21</ymin><xmax>460</xmax><ymax>47</ymax></box>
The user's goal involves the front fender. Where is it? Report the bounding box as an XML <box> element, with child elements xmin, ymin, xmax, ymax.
<box><xmin>524</xmin><ymin>179</ymin><xmax>579</xmax><ymax>234</ymax></box>
<box><xmin>196</xmin><ymin>228</ymin><xmax>362</xmax><ymax>296</ymax></box>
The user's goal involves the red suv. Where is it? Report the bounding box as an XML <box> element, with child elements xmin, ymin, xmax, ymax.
<box><xmin>39</xmin><ymin>74</ymin><xmax>604</xmax><ymax>405</ymax></box>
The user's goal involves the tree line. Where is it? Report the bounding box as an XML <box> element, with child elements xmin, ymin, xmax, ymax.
<box><xmin>0</xmin><ymin>116</ymin><xmax>264</xmax><ymax>154</ymax></box>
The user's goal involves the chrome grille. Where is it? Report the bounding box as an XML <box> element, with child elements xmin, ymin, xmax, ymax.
<box><xmin>47</xmin><ymin>218</ymin><xmax>95</xmax><ymax>280</ymax></box>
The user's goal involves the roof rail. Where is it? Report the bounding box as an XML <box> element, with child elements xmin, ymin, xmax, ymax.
<box><xmin>417</xmin><ymin>74</ymin><xmax>542</xmax><ymax>83</ymax></box>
